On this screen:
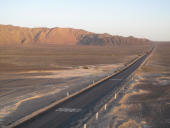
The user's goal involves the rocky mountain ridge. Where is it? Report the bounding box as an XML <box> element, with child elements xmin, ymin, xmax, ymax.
<box><xmin>0</xmin><ymin>24</ymin><xmax>151</xmax><ymax>46</ymax></box>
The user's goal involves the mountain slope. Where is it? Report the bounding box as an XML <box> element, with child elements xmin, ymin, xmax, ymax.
<box><xmin>0</xmin><ymin>25</ymin><xmax>150</xmax><ymax>46</ymax></box>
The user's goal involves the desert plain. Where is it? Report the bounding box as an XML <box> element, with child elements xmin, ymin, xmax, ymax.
<box><xmin>0</xmin><ymin>45</ymin><xmax>150</xmax><ymax>126</ymax></box>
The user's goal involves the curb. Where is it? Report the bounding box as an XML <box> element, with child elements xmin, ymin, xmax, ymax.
<box><xmin>81</xmin><ymin>47</ymin><xmax>154</xmax><ymax>127</ymax></box>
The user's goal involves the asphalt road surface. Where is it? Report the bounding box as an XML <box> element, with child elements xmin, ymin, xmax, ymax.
<box><xmin>14</xmin><ymin>50</ymin><xmax>152</xmax><ymax>128</ymax></box>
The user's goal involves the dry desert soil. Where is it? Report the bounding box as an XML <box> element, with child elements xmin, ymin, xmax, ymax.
<box><xmin>0</xmin><ymin>45</ymin><xmax>150</xmax><ymax>126</ymax></box>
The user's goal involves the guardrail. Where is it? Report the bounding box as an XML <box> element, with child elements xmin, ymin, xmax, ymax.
<box><xmin>5</xmin><ymin>52</ymin><xmax>148</xmax><ymax>128</ymax></box>
<box><xmin>81</xmin><ymin>48</ymin><xmax>154</xmax><ymax>128</ymax></box>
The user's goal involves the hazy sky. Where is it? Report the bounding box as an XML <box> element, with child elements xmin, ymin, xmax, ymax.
<box><xmin>0</xmin><ymin>0</ymin><xmax>170</xmax><ymax>41</ymax></box>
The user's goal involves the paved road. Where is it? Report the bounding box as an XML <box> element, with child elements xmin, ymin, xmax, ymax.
<box><xmin>14</xmin><ymin>50</ymin><xmax>152</xmax><ymax>128</ymax></box>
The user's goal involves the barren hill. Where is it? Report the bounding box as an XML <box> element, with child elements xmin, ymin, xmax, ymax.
<box><xmin>0</xmin><ymin>25</ymin><xmax>151</xmax><ymax>46</ymax></box>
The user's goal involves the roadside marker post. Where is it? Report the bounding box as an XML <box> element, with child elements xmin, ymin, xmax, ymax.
<box><xmin>83</xmin><ymin>123</ymin><xmax>87</xmax><ymax>128</ymax></box>
<box><xmin>104</xmin><ymin>104</ymin><xmax>107</xmax><ymax>111</ymax></box>
<box><xmin>96</xmin><ymin>112</ymin><xmax>99</xmax><ymax>120</ymax></box>
<box><xmin>67</xmin><ymin>92</ymin><xmax>69</xmax><ymax>97</ymax></box>
<box><xmin>114</xmin><ymin>93</ymin><xmax>117</xmax><ymax>99</ymax></box>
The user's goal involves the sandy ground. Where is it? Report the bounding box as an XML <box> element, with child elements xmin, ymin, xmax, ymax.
<box><xmin>0</xmin><ymin>45</ymin><xmax>150</xmax><ymax>72</ymax></box>
<box><xmin>0</xmin><ymin>45</ymin><xmax>150</xmax><ymax>126</ymax></box>
<box><xmin>0</xmin><ymin>64</ymin><xmax>123</xmax><ymax>125</ymax></box>
<box><xmin>88</xmin><ymin>42</ymin><xmax>170</xmax><ymax>128</ymax></box>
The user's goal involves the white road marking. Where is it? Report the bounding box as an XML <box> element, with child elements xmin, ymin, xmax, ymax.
<box><xmin>165</xmin><ymin>119</ymin><xmax>170</xmax><ymax>123</ymax></box>
<box><xmin>55</xmin><ymin>108</ymin><xmax>81</xmax><ymax>112</ymax></box>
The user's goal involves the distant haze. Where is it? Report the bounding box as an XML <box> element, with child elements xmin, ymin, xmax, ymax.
<box><xmin>0</xmin><ymin>0</ymin><xmax>170</xmax><ymax>41</ymax></box>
